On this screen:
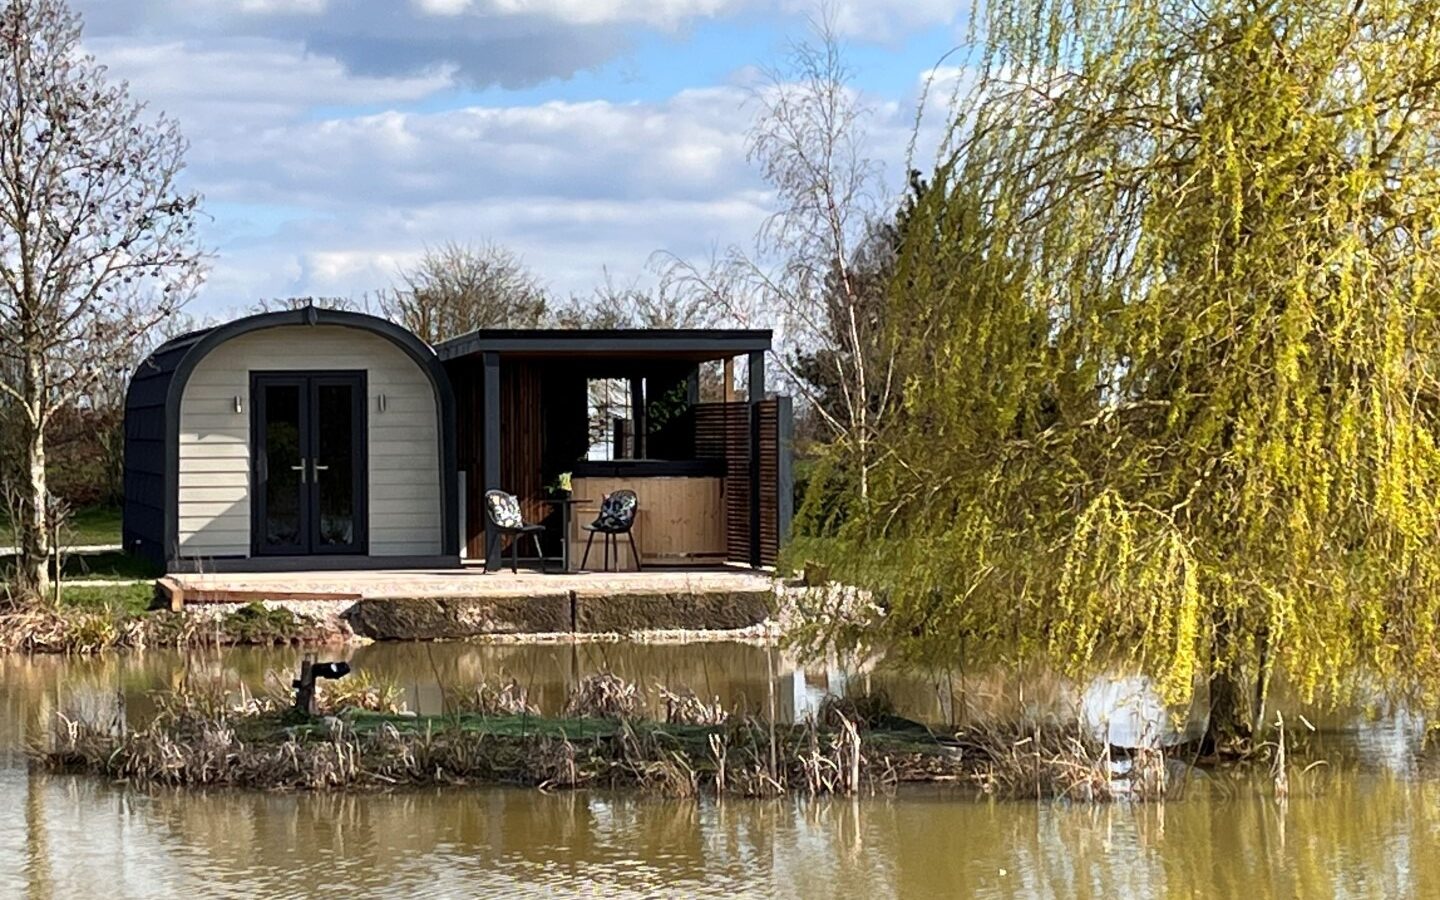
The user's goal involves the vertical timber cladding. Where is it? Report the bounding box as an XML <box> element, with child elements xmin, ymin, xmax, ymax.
<box><xmin>499</xmin><ymin>360</ymin><xmax>545</xmax><ymax>549</ymax></box>
<box><xmin>695</xmin><ymin>400</ymin><xmax>785</xmax><ymax>566</ymax></box>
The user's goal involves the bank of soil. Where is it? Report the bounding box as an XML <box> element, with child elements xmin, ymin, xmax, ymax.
<box><xmin>0</xmin><ymin>601</ymin><xmax>346</xmax><ymax>653</ymax></box>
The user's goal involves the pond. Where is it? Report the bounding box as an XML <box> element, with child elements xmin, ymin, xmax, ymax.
<box><xmin>2</xmin><ymin>642</ymin><xmax>1437</xmax><ymax>898</ymax></box>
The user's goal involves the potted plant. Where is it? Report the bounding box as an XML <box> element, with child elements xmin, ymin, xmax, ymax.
<box><xmin>548</xmin><ymin>471</ymin><xmax>573</xmax><ymax>498</ymax></box>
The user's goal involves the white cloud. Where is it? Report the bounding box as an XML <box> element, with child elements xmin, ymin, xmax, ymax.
<box><xmin>232</xmin><ymin>0</ymin><xmax>331</xmax><ymax>13</ymax></box>
<box><xmin>180</xmin><ymin>86</ymin><xmax>778</xmax><ymax>306</ymax></box>
<box><xmin>64</xmin><ymin>0</ymin><xmax>955</xmax><ymax>313</ymax></box>
<box><xmin>89</xmin><ymin>37</ymin><xmax>457</xmax><ymax>133</ymax></box>
<box><xmin>485</xmin><ymin>0</ymin><xmax>731</xmax><ymax>27</ymax></box>
<box><xmin>74</xmin><ymin>0</ymin><xmax>968</xmax><ymax>87</ymax></box>
<box><xmin>411</xmin><ymin>0</ymin><xmax>473</xmax><ymax>15</ymax></box>
<box><xmin>805</xmin><ymin>0</ymin><xmax>969</xmax><ymax>40</ymax></box>
<box><xmin>187</xmin><ymin>88</ymin><xmax>758</xmax><ymax>211</ymax></box>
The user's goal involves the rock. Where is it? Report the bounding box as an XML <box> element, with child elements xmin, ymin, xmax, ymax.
<box><xmin>572</xmin><ymin>590</ymin><xmax>772</xmax><ymax>633</ymax></box>
<box><xmin>345</xmin><ymin>595</ymin><xmax>571</xmax><ymax>640</ymax></box>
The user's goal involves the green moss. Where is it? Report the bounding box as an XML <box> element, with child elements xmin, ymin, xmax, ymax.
<box><xmin>220</xmin><ymin>602</ymin><xmax>308</xmax><ymax>645</ymax></box>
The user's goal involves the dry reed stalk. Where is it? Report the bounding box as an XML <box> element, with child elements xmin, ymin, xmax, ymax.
<box><xmin>659</xmin><ymin>686</ymin><xmax>727</xmax><ymax>726</ymax></box>
<box><xmin>449</xmin><ymin>679</ymin><xmax>538</xmax><ymax>717</ymax></box>
<box><xmin>565</xmin><ymin>672</ymin><xmax>642</xmax><ymax>719</ymax></box>
<box><xmin>34</xmin><ymin>671</ymin><xmax>1219</xmax><ymax>803</ymax></box>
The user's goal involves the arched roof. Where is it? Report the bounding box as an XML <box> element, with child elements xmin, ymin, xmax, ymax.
<box><xmin>123</xmin><ymin>307</ymin><xmax>458</xmax><ymax>566</ymax></box>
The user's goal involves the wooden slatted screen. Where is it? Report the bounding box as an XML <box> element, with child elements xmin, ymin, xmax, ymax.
<box><xmin>694</xmin><ymin>399</ymin><xmax>785</xmax><ymax>567</ymax></box>
<box><xmin>757</xmin><ymin>400</ymin><xmax>781</xmax><ymax>567</ymax></box>
<box><xmin>695</xmin><ymin>401</ymin><xmax>749</xmax><ymax>564</ymax></box>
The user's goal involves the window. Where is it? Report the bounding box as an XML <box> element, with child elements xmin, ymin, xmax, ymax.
<box><xmin>585</xmin><ymin>378</ymin><xmax>632</xmax><ymax>460</ymax></box>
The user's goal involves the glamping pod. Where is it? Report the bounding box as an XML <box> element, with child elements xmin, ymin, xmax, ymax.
<box><xmin>122</xmin><ymin>307</ymin><xmax>459</xmax><ymax>572</ymax></box>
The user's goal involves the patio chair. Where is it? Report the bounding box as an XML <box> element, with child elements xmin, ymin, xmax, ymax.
<box><xmin>581</xmin><ymin>489</ymin><xmax>641</xmax><ymax>572</ymax></box>
<box><xmin>484</xmin><ymin>490</ymin><xmax>548</xmax><ymax>573</ymax></box>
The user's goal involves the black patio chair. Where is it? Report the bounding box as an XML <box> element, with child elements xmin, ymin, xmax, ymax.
<box><xmin>581</xmin><ymin>489</ymin><xmax>641</xmax><ymax>572</ymax></box>
<box><xmin>484</xmin><ymin>490</ymin><xmax>548</xmax><ymax>573</ymax></box>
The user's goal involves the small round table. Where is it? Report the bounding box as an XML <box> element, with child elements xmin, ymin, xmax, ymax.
<box><xmin>540</xmin><ymin>496</ymin><xmax>590</xmax><ymax>573</ymax></box>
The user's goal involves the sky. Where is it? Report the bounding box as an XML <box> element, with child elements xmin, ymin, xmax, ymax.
<box><xmin>69</xmin><ymin>0</ymin><xmax>969</xmax><ymax>317</ymax></box>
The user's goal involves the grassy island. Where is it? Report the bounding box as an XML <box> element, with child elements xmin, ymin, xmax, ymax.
<box><xmin>34</xmin><ymin>673</ymin><xmax>1177</xmax><ymax>801</ymax></box>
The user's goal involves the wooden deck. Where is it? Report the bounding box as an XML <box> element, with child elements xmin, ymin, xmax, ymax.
<box><xmin>160</xmin><ymin>565</ymin><xmax>779</xmax><ymax>638</ymax></box>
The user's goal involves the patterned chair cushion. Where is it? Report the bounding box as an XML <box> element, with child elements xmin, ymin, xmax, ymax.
<box><xmin>486</xmin><ymin>491</ymin><xmax>525</xmax><ymax>529</ymax></box>
<box><xmin>592</xmin><ymin>490</ymin><xmax>637</xmax><ymax>532</ymax></box>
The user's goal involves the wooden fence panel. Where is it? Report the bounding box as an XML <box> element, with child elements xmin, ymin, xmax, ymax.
<box><xmin>695</xmin><ymin>398</ymin><xmax>790</xmax><ymax>567</ymax></box>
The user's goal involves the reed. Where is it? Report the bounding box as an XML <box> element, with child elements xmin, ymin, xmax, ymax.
<box><xmin>447</xmin><ymin>679</ymin><xmax>538</xmax><ymax>717</ymax></box>
<box><xmin>0</xmin><ymin>601</ymin><xmax>342</xmax><ymax>653</ymax></box>
<box><xmin>32</xmin><ymin>672</ymin><xmax>1184</xmax><ymax>802</ymax></box>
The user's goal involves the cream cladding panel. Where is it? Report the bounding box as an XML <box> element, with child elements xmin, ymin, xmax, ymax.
<box><xmin>177</xmin><ymin>326</ymin><xmax>441</xmax><ymax>557</ymax></box>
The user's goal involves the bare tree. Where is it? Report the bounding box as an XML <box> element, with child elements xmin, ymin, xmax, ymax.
<box><xmin>0</xmin><ymin>0</ymin><xmax>205</xmax><ymax>602</ymax></box>
<box><xmin>553</xmin><ymin>271</ymin><xmax>716</xmax><ymax>329</ymax></box>
<box><xmin>660</xmin><ymin>12</ymin><xmax>893</xmax><ymax>498</ymax></box>
<box><xmin>251</xmin><ymin>295</ymin><xmax>365</xmax><ymax>314</ymax></box>
<box><xmin>379</xmin><ymin>241</ymin><xmax>548</xmax><ymax>344</ymax></box>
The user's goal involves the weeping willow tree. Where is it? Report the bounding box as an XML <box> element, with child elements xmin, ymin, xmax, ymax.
<box><xmin>794</xmin><ymin>0</ymin><xmax>1440</xmax><ymax>744</ymax></box>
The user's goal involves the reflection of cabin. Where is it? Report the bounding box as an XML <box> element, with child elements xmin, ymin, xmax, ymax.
<box><xmin>122</xmin><ymin>309</ymin><xmax>792</xmax><ymax>573</ymax></box>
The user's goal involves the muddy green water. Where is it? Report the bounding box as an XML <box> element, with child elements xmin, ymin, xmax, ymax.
<box><xmin>3</xmin><ymin>642</ymin><xmax>1438</xmax><ymax>899</ymax></box>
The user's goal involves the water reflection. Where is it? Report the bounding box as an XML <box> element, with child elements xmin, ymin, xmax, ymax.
<box><xmin>3</xmin><ymin>645</ymin><xmax>1440</xmax><ymax>898</ymax></box>
<box><xmin>6</xmin><ymin>769</ymin><xmax>1439</xmax><ymax>898</ymax></box>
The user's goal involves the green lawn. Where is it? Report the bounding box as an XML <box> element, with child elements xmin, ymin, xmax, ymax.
<box><xmin>57</xmin><ymin>550</ymin><xmax>158</xmax><ymax>580</ymax></box>
<box><xmin>55</xmin><ymin>583</ymin><xmax>157</xmax><ymax>616</ymax></box>
<box><xmin>0</xmin><ymin>504</ymin><xmax>122</xmax><ymax>548</ymax></box>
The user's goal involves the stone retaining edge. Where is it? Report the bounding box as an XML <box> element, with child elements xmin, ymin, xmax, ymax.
<box><xmin>345</xmin><ymin>590</ymin><xmax>775</xmax><ymax>641</ymax></box>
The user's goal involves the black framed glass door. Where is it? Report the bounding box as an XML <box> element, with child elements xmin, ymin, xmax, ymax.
<box><xmin>252</xmin><ymin>372</ymin><xmax>367</xmax><ymax>556</ymax></box>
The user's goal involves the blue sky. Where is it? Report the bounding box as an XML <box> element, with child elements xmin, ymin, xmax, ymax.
<box><xmin>70</xmin><ymin>0</ymin><xmax>968</xmax><ymax>316</ymax></box>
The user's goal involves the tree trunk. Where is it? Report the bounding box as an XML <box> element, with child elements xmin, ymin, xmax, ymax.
<box><xmin>1205</xmin><ymin>616</ymin><xmax>1253</xmax><ymax>754</ymax></box>
<box><xmin>17</xmin><ymin>356</ymin><xmax>50</xmax><ymax>602</ymax></box>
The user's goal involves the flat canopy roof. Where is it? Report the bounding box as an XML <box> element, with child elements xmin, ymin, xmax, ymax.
<box><xmin>436</xmin><ymin>328</ymin><xmax>772</xmax><ymax>363</ymax></box>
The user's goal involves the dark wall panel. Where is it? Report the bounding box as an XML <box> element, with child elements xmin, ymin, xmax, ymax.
<box><xmin>446</xmin><ymin>357</ymin><xmax>487</xmax><ymax>558</ymax></box>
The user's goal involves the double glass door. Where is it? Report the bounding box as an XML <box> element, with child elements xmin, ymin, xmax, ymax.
<box><xmin>252</xmin><ymin>372</ymin><xmax>367</xmax><ymax>556</ymax></box>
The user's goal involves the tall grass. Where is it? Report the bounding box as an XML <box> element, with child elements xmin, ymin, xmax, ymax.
<box><xmin>0</xmin><ymin>601</ymin><xmax>341</xmax><ymax>654</ymax></box>
<box><xmin>34</xmin><ymin>670</ymin><xmax>1182</xmax><ymax>801</ymax></box>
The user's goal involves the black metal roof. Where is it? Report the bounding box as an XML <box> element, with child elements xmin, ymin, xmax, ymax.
<box><xmin>436</xmin><ymin>327</ymin><xmax>772</xmax><ymax>362</ymax></box>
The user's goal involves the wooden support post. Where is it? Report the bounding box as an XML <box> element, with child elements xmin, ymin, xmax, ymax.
<box><xmin>630</xmin><ymin>375</ymin><xmax>646</xmax><ymax>460</ymax></box>
<box><xmin>483</xmin><ymin>351</ymin><xmax>502</xmax><ymax>571</ymax></box>
<box><xmin>292</xmin><ymin>655</ymin><xmax>317</xmax><ymax>717</ymax></box>
<box><xmin>686</xmin><ymin>366</ymin><xmax>700</xmax><ymax>406</ymax></box>
<box><xmin>723</xmin><ymin>357</ymin><xmax>736</xmax><ymax>403</ymax></box>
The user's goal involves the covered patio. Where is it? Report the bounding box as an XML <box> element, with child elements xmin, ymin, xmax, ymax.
<box><xmin>438</xmin><ymin>329</ymin><xmax>794</xmax><ymax>573</ymax></box>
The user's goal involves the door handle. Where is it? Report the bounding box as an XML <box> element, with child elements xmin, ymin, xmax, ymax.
<box><xmin>291</xmin><ymin>459</ymin><xmax>308</xmax><ymax>484</ymax></box>
<box><xmin>312</xmin><ymin>460</ymin><xmax>330</xmax><ymax>479</ymax></box>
